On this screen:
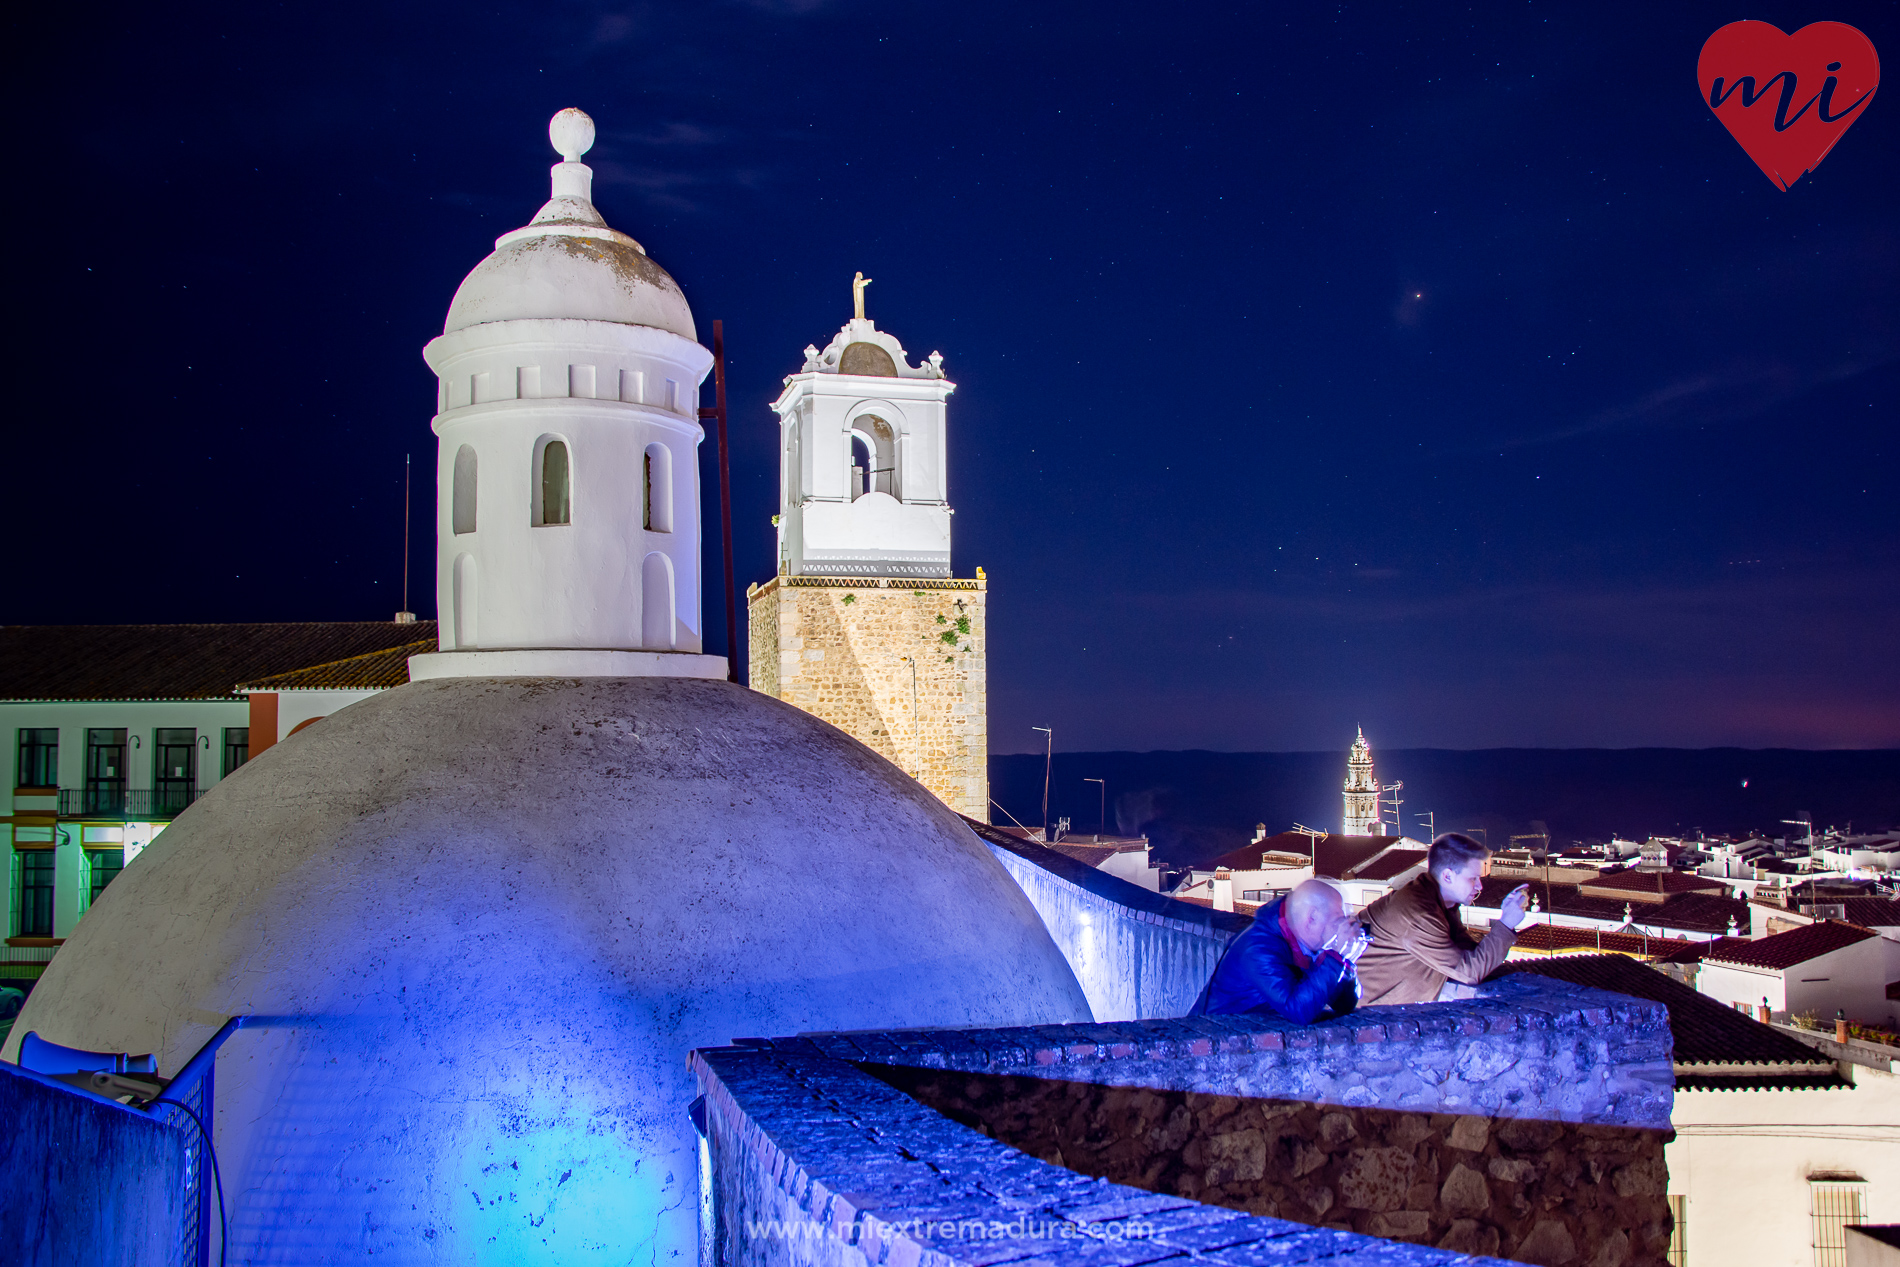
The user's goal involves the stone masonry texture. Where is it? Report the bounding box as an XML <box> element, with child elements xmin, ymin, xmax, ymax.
<box><xmin>867</xmin><ymin>1074</ymin><xmax>1670</xmax><ymax>1265</ymax></box>
<box><xmin>748</xmin><ymin>576</ymin><xmax>987</xmax><ymax>818</ymax></box>
<box><xmin>691</xmin><ymin>1044</ymin><xmax>1522</xmax><ymax>1267</ymax></box>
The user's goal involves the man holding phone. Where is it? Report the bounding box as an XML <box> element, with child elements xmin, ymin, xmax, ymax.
<box><xmin>1190</xmin><ymin>879</ymin><xmax>1369</xmax><ymax>1022</ymax></box>
<box><xmin>1355</xmin><ymin>832</ymin><xmax>1530</xmax><ymax>1006</ymax></box>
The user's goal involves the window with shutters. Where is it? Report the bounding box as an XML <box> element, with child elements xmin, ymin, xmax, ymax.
<box><xmin>88</xmin><ymin>848</ymin><xmax>124</xmax><ymax>905</ymax></box>
<box><xmin>18</xmin><ymin>849</ymin><xmax>54</xmax><ymax>937</ymax></box>
<box><xmin>85</xmin><ymin>729</ymin><xmax>127</xmax><ymax>815</ymax></box>
<box><xmin>223</xmin><ymin>728</ymin><xmax>249</xmax><ymax>777</ymax></box>
<box><xmin>15</xmin><ymin>728</ymin><xmax>57</xmax><ymax>788</ymax></box>
<box><xmin>1810</xmin><ymin>1175</ymin><xmax>1867</xmax><ymax>1267</ymax></box>
<box><xmin>153</xmin><ymin>728</ymin><xmax>196</xmax><ymax>815</ymax></box>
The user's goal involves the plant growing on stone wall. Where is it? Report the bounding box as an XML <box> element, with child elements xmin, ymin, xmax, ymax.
<box><xmin>936</xmin><ymin>614</ymin><xmax>947</xmax><ymax>624</ymax></box>
<box><xmin>842</xmin><ymin>593</ymin><xmax>856</xmax><ymax>605</ymax></box>
<box><xmin>955</xmin><ymin>616</ymin><xmax>971</xmax><ymax>634</ymax></box>
<box><xmin>940</xmin><ymin>630</ymin><xmax>958</xmax><ymax>645</ymax></box>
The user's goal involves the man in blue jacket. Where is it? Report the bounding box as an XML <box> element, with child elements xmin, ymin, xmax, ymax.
<box><xmin>1191</xmin><ymin>880</ymin><xmax>1367</xmax><ymax>1022</ymax></box>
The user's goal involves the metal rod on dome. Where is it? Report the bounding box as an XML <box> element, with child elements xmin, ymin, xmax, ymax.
<box><xmin>700</xmin><ymin>320</ymin><xmax>739</xmax><ymax>683</ymax></box>
<box><xmin>401</xmin><ymin>454</ymin><xmax>411</xmax><ymax>619</ymax></box>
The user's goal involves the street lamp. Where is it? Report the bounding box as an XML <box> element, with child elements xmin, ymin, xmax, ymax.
<box><xmin>1032</xmin><ymin>726</ymin><xmax>1052</xmax><ymax>842</ymax></box>
<box><xmin>1084</xmin><ymin>778</ymin><xmax>1105</xmax><ymax>842</ymax></box>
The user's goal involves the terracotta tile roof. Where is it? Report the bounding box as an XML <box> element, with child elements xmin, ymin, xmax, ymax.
<box><xmin>1655</xmin><ymin>936</ymin><xmax>1752</xmax><ymax>965</ymax></box>
<box><xmin>1206</xmin><ymin>831</ymin><xmax>1398</xmax><ymax>880</ymax></box>
<box><xmin>1580</xmin><ymin>870</ymin><xmax>1729</xmax><ymax>899</ymax></box>
<box><xmin>1466</xmin><ymin>877</ymin><xmax>1748</xmax><ymax>938</ymax></box>
<box><xmin>1823</xmin><ymin>897</ymin><xmax>1900</xmax><ymax>928</ymax></box>
<box><xmin>1346</xmin><ymin>848</ymin><xmax>1427</xmax><ymax>883</ymax></box>
<box><xmin>1703</xmin><ymin>920</ymin><xmax>1878</xmax><ymax>971</ymax></box>
<box><xmin>234</xmin><ymin>639</ymin><xmax>435</xmax><ymax>691</ymax></box>
<box><xmin>1504</xmin><ymin>954</ymin><xmax>1846</xmax><ymax>1086</ymax></box>
<box><xmin>1505</xmin><ymin>923</ymin><xmax>1694</xmax><ymax>958</ymax></box>
<box><xmin>1173</xmin><ymin>894</ymin><xmax>1264</xmax><ymax>917</ymax></box>
<box><xmin>1747</xmin><ymin>895</ymin><xmax>1900</xmax><ymax>929</ymax></box>
<box><xmin>0</xmin><ymin>623</ymin><xmax>440</xmax><ymax>702</ymax></box>
<box><xmin>1479</xmin><ymin>876</ymin><xmax>1749</xmax><ymax>935</ymax></box>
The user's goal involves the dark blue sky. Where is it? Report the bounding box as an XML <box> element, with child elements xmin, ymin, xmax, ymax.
<box><xmin>10</xmin><ymin>1</ymin><xmax>1894</xmax><ymax>752</ymax></box>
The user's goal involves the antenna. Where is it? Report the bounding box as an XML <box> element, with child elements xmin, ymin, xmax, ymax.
<box><xmin>1032</xmin><ymin>726</ymin><xmax>1053</xmax><ymax>842</ymax></box>
<box><xmin>1290</xmin><ymin>823</ymin><xmax>1325</xmax><ymax>865</ymax></box>
<box><xmin>1380</xmin><ymin>779</ymin><xmax>1404</xmax><ymax>836</ymax></box>
<box><xmin>1780</xmin><ymin>813</ymin><xmax>1815</xmax><ymax>858</ymax></box>
<box><xmin>396</xmin><ymin>454</ymin><xmax>416</xmax><ymax>624</ymax></box>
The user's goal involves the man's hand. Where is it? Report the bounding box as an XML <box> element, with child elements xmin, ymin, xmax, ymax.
<box><xmin>1323</xmin><ymin>921</ymin><xmax>1372</xmax><ymax>963</ymax></box>
<box><xmin>1500</xmin><ymin>884</ymin><xmax>1532</xmax><ymax>930</ymax></box>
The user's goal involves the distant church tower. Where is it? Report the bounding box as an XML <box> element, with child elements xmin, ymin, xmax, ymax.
<box><xmin>746</xmin><ymin>278</ymin><xmax>988</xmax><ymax>818</ymax></box>
<box><xmin>1342</xmin><ymin>728</ymin><xmax>1383</xmax><ymax>836</ymax></box>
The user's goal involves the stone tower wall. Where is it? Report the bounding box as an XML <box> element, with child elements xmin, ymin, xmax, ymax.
<box><xmin>748</xmin><ymin>576</ymin><xmax>986</xmax><ymax>819</ymax></box>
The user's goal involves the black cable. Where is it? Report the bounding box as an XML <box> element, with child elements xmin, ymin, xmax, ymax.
<box><xmin>156</xmin><ymin>1095</ymin><xmax>227</xmax><ymax>1267</ymax></box>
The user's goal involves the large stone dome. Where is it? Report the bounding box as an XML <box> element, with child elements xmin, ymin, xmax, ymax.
<box><xmin>5</xmin><ymin>677</ymin><xmax>1088</xmax><ymax>1264</ymax></box>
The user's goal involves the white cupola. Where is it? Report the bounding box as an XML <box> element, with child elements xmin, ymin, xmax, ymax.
<box><xmin>772</xmin><ymin>278</ymin><xmax>955</xmax><ymax>578</ymax></box>
<box><xmin>410</xmin><ymin>109</ymin><xmax>724</xmax><ymax>681</ymax></box>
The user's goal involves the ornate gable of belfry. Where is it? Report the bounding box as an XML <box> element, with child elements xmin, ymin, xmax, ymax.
<box><xmin>801</xmin><ymin>317</ymin><xmax>946</xmax><ymax>379</ymax></box>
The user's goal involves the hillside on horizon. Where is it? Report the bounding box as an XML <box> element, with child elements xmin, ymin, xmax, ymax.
<box><xmin>989</xmin><ymin>748</ymin><xmax>1900</xmax><ymax>869</ymax></box>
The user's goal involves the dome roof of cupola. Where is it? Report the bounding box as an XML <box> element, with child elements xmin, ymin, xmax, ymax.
<box><xmin>442</xmin><ymin>108</ymin><xmax>696</xmax><ymax>339</ymax></box>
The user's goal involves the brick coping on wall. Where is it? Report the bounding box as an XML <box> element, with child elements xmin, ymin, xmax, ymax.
<box><xmin>720</xmin><ymin>974</ymin><xmax>1674</xmax><ymax>1132</ymax></box>
<box><xmin>691</xmin><ymin>1043</ymin><xmax>1523</xmax><ymax>1267</ymax></box>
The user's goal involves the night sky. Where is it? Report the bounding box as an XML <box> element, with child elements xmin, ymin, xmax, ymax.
<box><xmin>10</xmin><ymin>1</ymin><xmax>1895</xmax><ymax>753</ymax></box>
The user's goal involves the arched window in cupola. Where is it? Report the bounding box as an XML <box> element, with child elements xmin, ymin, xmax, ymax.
<box><xmin>849</xmin><ymin>415</ymin><xmax>897</xmax><ymax>500</ymax></box>
<box><xmin>643</xmin><ymin>443</ymin><xmax>673</xmax><ymax>532</ymax></box>
<box><xmin>452</xmin><ymin>445</ymin><xmax>478</xmax><ymax>534</ymax></box>
<box><xmin>536</xmin><ymin>437</ymin><xmax>571</xmax><ymax>525</ymax></box>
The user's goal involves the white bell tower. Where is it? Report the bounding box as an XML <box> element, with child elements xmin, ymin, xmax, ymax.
<box><xmin>772</xmin><ymin>277</ymin><xmax>954</xmax><ymax>577</ymax></box>
<box><xmin>1343</xmin><ymin>727</ymin><xmax>1382</xmax><ymax>836</ymax></box>
<box><xmin>409</xmin><ymin>109</ymin><xmax>725</xmax><ymax>681</ymax></box>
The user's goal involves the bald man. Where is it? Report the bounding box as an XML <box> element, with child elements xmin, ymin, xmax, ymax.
<box><xmin>1189</xmin><ymin>880</ymin><xmax>1368</xmax><ymax>1023</ymax></box>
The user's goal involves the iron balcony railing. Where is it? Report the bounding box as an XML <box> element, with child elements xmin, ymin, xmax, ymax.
<box><xmin>56</xmin><ymin>787</ymin><xmax>200</xmax><ymax>819</ymax></box>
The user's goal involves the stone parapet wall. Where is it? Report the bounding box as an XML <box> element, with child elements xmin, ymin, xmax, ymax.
<box><xmin>747</xmin><ymin>576</ymin><xmax>986</xmax><ymax>818</ymax></box>
<box><xmin>691</xmin><ymin>1042</ymin><xmax>1520</xmax><ymax>1267</ymax></box>
<box><xmin>974</xmin><ymin>823</ymin><xmax>1244</xmax><ymax>1022</ymax></box>
<box><xmin>0</xmin><ymin>1060</ymin><xmax>190</xmax><ymax>1267</ymax></box>
<box><xmin>707</xmin><ymin>976</ymin><xmax>1675</xmax><ymax>1264</ymax></box>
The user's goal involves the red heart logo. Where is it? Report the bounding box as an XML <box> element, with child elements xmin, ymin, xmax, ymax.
<box><xmin>1698</xmin><ymin>21</ymin><xmax>1880</xmax><ymax>190</ymax></box>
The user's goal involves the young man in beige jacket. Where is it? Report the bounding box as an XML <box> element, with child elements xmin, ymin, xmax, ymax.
<box><xmin>1355</xmin><ymin>832</ymin><xmax>1531</xmax><ymax>1006</ymax></box>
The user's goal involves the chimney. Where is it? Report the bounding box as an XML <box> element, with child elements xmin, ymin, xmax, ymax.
<box><xmin>1836</xmin><ymin>1010</ymin><xmax>1848</xmax><ymax>1044</ymax></box>
<box><xmin>1213</xmin><ymin>868</ymin><xmax>1234</xmax><ymax>913</ymax></box>
<box><xmin>1757</xmin><ymin>998</ymin><xmax>1770</xmax><ymax>1023</ymax></box>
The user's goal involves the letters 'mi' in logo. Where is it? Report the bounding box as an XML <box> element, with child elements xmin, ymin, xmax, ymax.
<box><xmin>1698</xmin><ymin>21</ymin><xmax>1879</xmax><ymax>190</ymax></box>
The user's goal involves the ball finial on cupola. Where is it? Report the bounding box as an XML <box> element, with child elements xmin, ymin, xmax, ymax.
<box><xmin>549</xmin><ymin>107</ymin><xmax>596</xmax><ymax>161</ymax></box>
